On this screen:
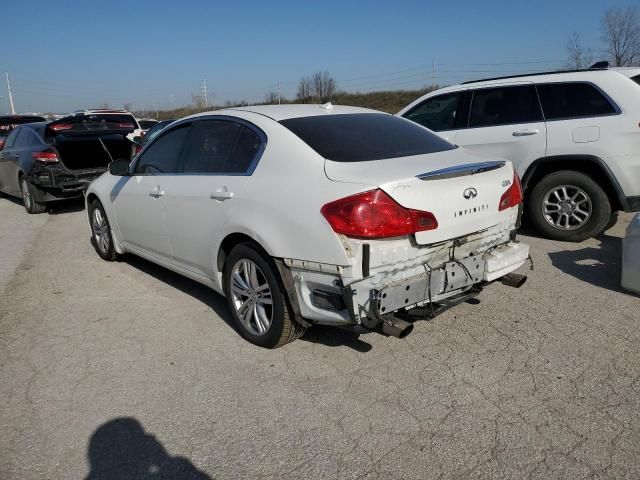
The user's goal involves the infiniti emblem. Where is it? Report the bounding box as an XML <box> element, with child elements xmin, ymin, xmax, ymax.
<box><xmin>463</xmin><ymin>187</ymin><xmax>478</xmax><ymax>200</ymax></box>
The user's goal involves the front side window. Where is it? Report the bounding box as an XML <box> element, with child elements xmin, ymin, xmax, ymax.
<box><xmin>469</xmin><ymin>85</ymin><xmax>542</xmax><ymax>128</ymax></box>
<box><xmin>281</xmin><ymin>113</ymin><xmax>455</xmax><ymax>162</ymax></box>
<box><xmin>134</xmin><ymin>124</ymin><xmax>190</xmax><ymax>174</ymax></box>
<box><xmin>181</xmin><ymin>120</ymin><xmax>261</xmax><ymax>174</ymax></box>
<box><xmin>403</xmin><ymin>92</ymin><xmax>464</xmax><ymax>131</ymax></box>
<box><xmin>537</xmin><ymin>82</ymin><xmax>617</xmax><ymax>120</ymax></box>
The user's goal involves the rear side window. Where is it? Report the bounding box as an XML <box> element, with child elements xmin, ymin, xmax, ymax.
<box><xmin>469</xmin><ymin>86</ymin><xmax>542</xmax><ymax>128</ymax></box>
<box><xmin>403</xmin><ymin>92</ymin><xmax>465</xmax><ymax>132</ymax></box>
<box><xmin>537</xmin><ymin>83</ymin><xmax>617</xmax><ymax>120</ymax></box>
<box><xmin>181</xmin><ymin>120</ymin><xmax>261</xmax><ymax>174</ymax></box>
<box><xmin>4</xmin><ymin>129</ymin><xmax>21</xmax><ymax>148</ymax></box>
<box><xmin>14</xmin><ymin>129</ymin><xmax>37</xmax><ymax>147</ymax></box>
<box><xmin>630</xmin><ymin>75</ymin><xmax>640</xmax><ymax>86</ymax></box>
<box><xmin>280</xmin><ymin>113</ymin><xmax>455</xmax><ymax>162</ymax></box>
<box><xmin>134</xmin><ymin>124</ymin><xmax>190</xmax><ymax>174</ymax></box>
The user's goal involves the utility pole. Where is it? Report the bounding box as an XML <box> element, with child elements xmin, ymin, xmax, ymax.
<box><xmin>431</xmin><ymin>59</ymin><xmax>436</xmax><ymax>92</ymax></box>
<box><xmin>276</xmin><ymin>82</ymin><xmax>281</xmax><ymax>105</ymax></box>
<box><xmin>201</xmin><ymin>79</ymin><xmax>208</xmax><ymax>108</ymax></box>
<box><xmin>6</xmin><ymin>72</ymin><xmax>16</xmax><ymax>114</ymax></box>
<box><xmin>169</xmin><ymin>94</ymin><xmax>175</xmax><ymax>109</ymax></box>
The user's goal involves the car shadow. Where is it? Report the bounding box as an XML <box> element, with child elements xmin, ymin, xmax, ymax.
<box><xmin>47</xmin><ymin>197</ymin><xmax>86</xmax><ymax>215</ymax></box>
<box><xmin>121</xmin><ymin>254</ymin><xmax>375</xmax><ymax>351</ymax></box>
<box><xmin>122</xmin><ymin>255</ymin><xmax>237</xmax><ymax>331</ymax></box>
<box><xmin>547</xmin><ymin>233</ymin><xmax>628</xmax><ymax>294</ymax></box>
<box><xmin>84</xmin><ymin>417</ymin><xmax>212</xmax><ymax>480</ymax></box>
<box><xmin>300</xmin><ymin>325</ymin><xmax>373</xmax><ymax>353</ymax></box>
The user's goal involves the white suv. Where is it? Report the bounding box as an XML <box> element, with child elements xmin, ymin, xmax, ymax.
<box><xmin>399</xmin><ymin>67</ymin><xmax>640</xmax><ymax>241</ymax></box>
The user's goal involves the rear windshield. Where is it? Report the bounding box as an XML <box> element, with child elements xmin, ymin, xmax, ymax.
<box><xmin>280</xmin><ymin>113</ymin><xmax>456</xmax><ymax>162</ymax></box>
<box><xmin>0</xmin><ymin>116</ymin><xmax>46</xmax><ymax>134</ymax></box>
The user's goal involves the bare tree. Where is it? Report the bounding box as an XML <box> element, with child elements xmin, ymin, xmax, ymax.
<box><xmin>311</xmin><ymin>71</ymin><xmax>337</xmax><ymax>102</ymax></box>
<box><xmin>264</xmin><ymin>91</ymin><xmax>281</xmax><ymax>104</ymax></box>
<box><xmin>601</xmin><ymin>7</ymin><xmax>640</xmax><ymax>66</ymax></box>
<box><xmin>297</xmin><ymin>77</ymin><xmax>312</xmax><ymax>102</ymax></box>
<box><xmin>566</xmin><ymin>32</ymin><xmax>594</xmax><ymax>69</ymax></box>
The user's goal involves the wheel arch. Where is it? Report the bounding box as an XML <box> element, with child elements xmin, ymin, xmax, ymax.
<box><xmin>521</xmin><ymin>155</ymin><xmax>627</xmax><ymax>212</ymax></box>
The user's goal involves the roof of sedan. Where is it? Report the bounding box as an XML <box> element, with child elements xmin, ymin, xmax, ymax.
<box><xmin>194</xmin><ymin>104</ymin><xmax>384</xmax><ymax>122</ymax></box>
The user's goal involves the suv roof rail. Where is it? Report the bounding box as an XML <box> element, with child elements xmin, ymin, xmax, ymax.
<box><xmin>461</xmin><ymin>63</ymin><xmax>611</xmax><ymax>85</ymax></box>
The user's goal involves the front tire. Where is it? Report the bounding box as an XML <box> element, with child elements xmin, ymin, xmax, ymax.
<box><xmin>89</xmin><ymin>199</ymin><xmax>118</xmax><ymax>261</ymax></box>
<box><xmin>223</xmin><ymin>243</ymin><xmax>306</xmax><ymax>348</ymax></box>
<box><xmin>20</xmin><ymin>177</ymin><xmax>46</xmax><ymax>214</ymax></box>
<box><xmin>526</xmin><ymin>170</ymin><xmax>611</xmax><ymax>242</ymax></box>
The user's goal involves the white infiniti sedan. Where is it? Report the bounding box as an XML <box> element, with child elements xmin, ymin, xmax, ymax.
<box><xmin>86</xmin><ymin>104</ymin><xmax>529</xmax><ymax>348</ymax></box>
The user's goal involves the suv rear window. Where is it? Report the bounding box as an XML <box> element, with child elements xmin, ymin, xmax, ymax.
<box><xmin>280</xmin><ymin>113</ymin><xmax>455</xmax><ymax>162</ymax></box>
<box><xmin>537</xmin><ymin>82</ymin><xmax>617</xmax><ymax>120</ymax></box>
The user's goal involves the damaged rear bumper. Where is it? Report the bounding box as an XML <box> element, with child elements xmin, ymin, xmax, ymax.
<box><xmin>27</xmin><ymin>163</ymin><xmax>106</xmax><ymax>201</ymax></box>
<box><xmin>282</xmin><ymin>238</ymin><xmax>529</xmax><ymax>331</ymax></box>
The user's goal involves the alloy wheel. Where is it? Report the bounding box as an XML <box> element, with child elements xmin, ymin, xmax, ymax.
<box><xmin>542</xmin><ymin>184</ymin><xmax>592</xmax><ymax>231</ymax></box>
<box><xmin>21</xmin><ymin>179</ymin><xmax>31</xmax><ymax>210</ymax></box>
<box><xmin>230</xmin><ymin>259</ymin><xmax>273</xmax><ymax>336</ymax></box>
<box><xmin>92</xmin><ymin>208</ymin><xmax>110</xmax><ymax>254</ymax></box>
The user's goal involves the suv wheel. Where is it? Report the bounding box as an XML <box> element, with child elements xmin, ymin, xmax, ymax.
<box><xmin>20</xmin><ymin>177</ymin><xmax>46</xmax><ymax>214</ymax></box>
<box><xmin>527</xmin><ymin>170</ymin><xmax>611</xmax><ymax>242</ymax></box>
<box><xmin>223</xmin><ymin>243</ymin><xmax>306</xmax><ymax>348</ymax></box>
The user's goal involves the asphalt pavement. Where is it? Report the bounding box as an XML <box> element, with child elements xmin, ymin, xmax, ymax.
<box><xmin>1</xmin><ymin>195</ymin><xmax>638</xmax><ymax>479</ymax></box>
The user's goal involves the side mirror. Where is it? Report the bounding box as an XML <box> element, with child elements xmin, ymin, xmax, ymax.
<box><xmin>132</xmin><ymin>136</ymin><xmax>143</xmax><ymax>144</ymax></box>
<box><xmin>109</xmin><ymin>159</ymin><xmax>131</xmax><ymax>176</ymax></box>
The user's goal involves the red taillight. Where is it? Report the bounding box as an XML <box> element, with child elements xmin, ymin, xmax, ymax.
<box><xmin>321</xmin><ymin>189</ymin><xmax>438</xmax><ymax>239</ymax></box>
<box><xmin>0</xmin><ymin>139</ymin><xmax>4</xmax><ymax>150</ymax></box>
<box><xmin>134</xmin><ymin>144</ymin><xmax>143</xmax><ymax>155</ymax></box>
<box><xmin>117</xmin><ymin>122</ymin><xmax>134</xmax><ymax>129</ymax></box>
<box><xmin>32</xmin><ymin>150</ymin><xmax>59</xmax><ymax>163</ymax></box>
<box><xmin>49</xmin><ymin>123</ymin><xmax>73</xmax><ymax>132</ymax></box>
<box><xmin>499</xmin><ymin>172</ymin><xmax>523</xmax><ymax>211</ymax></box>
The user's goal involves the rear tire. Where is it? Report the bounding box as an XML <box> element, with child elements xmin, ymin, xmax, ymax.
<box><xmin>89</xmin><ymin>199</ymin><xmax>118</xmax><ymax>261</ymax></box>
<box><xmin>526</xmin><ymin>170</ymin><xmax>611</xmax><ymax>242</ymax></box>
<box><xmin>223</xmin><ymin>243</ymin><xmax>306</xmax><ymax>348</ymax></box>
<box><xmin>19</xmin><ymin>177</ymin><xmax>46</xmax><ymax>214</ymax></box>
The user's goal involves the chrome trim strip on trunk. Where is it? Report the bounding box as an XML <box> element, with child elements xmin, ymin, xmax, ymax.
<box><xmin>416</xmin><ymin>161</ymin><xmax>506</xmax><ymax>181</ymax></box>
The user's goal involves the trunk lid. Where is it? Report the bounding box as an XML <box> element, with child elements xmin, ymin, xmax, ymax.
<box><xmin>46</xmin><ymin>113</ymin><xmax>136</xmax><ymax>137</ymax></box>
<box><xmin>324</xmin><ymin>148</ymin><xmax>515</xmax><ymax>244</ymax></box>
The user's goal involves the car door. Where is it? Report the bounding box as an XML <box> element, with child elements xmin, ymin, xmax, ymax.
<box><xmin>401</xmin><ymin>90</ymin><xmax>468</xmax><ymax>143</ymax></box>
<box><xmin>453</xmin><ymin>84</ymin><xmax>547</xmax><ymax>178</ymax></box>
<box><xmin>0</xmin><ymin>129</ymin><xmax>23</xmax><ymax>195</ymax></box>
<box><xmin>164</xmin><ymin>118</ymin><xmax>265</xmax><ymax>279</ymax></box>
<box><xmin>113</xmin><ymin>122</ymin><xmax>191</xmax><ymax>260</ymax></box>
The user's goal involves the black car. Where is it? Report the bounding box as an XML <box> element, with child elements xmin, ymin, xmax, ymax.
<box><xmin>0</xmin><ymin>113</ymin><xmax>134</xmax><ymax>213</ymax></box>
<box><xmin>0</xmin><ymin>114</ymin><xmax>46</xmax><ymax>150</ymax></box>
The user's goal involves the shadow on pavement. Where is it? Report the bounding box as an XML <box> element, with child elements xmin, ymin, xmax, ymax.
<box><xmin>47</xmin><ymin>197</ymin><xmax>85</xmax><ymax>215</ymax></box>
<box><xmin>123</xmin><ymin>255</ymin><xmax>375</xmax><ymax>351</ymax></box>
<box><xmin>122</xmin><ymin>255</ymin><xmax>236</xmax><ymax>330</ymax></box>
<box><xmin>547</xmin><ymin>233</ymin><xmax>626</xmax><ymax>293</ymax></box>
<box><xmin>301</xmin><ymin>325</ymin><xmax>373</xmax><ymax>353</ymax></box>
<box><xmin>84</xmin><ymin>417</ymin><xmax>211</xmax><ymax>480</ymax></box>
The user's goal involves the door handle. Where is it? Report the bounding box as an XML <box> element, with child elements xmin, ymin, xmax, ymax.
<box><xmin>210</xmin><ymin>190</ymin><xmax>234</xmax><ymax>200</ymax></box>
<box><xmin>512</xmin><ymin>129</ymin><xmax>539</xmax><ymax>137</ymax></box>
<box><xmin>149</xmin><ymin>186</ymin><xmax>165</xmax><ymax>198</ymax></box>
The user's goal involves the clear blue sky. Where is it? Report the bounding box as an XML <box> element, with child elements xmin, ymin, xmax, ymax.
<box><xmin>1</xmin><ymin>0</ymin><xmax>634</xmax><ymax>113</ymax></box>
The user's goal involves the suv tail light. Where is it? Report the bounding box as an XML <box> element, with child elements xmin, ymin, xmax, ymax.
<box><xmin>32</xmin><ymin>150</ymin><xmax>59</xmax><ymax>163</ymax></box>
<box><xmin>499</xmin><ymin>172</ymin><xmax>523</xmax><ymax>211</ymax></box>
<box><xmin>321</xmin><ymin>189</ymin><xmax>438</xmax><ymax>239</ymax></box>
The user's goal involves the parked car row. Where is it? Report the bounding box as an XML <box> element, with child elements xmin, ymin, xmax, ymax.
<box><xmin>3</xmin><ymin>64</ymin><xmax>638</xmax><ymax>348</ymax></box>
